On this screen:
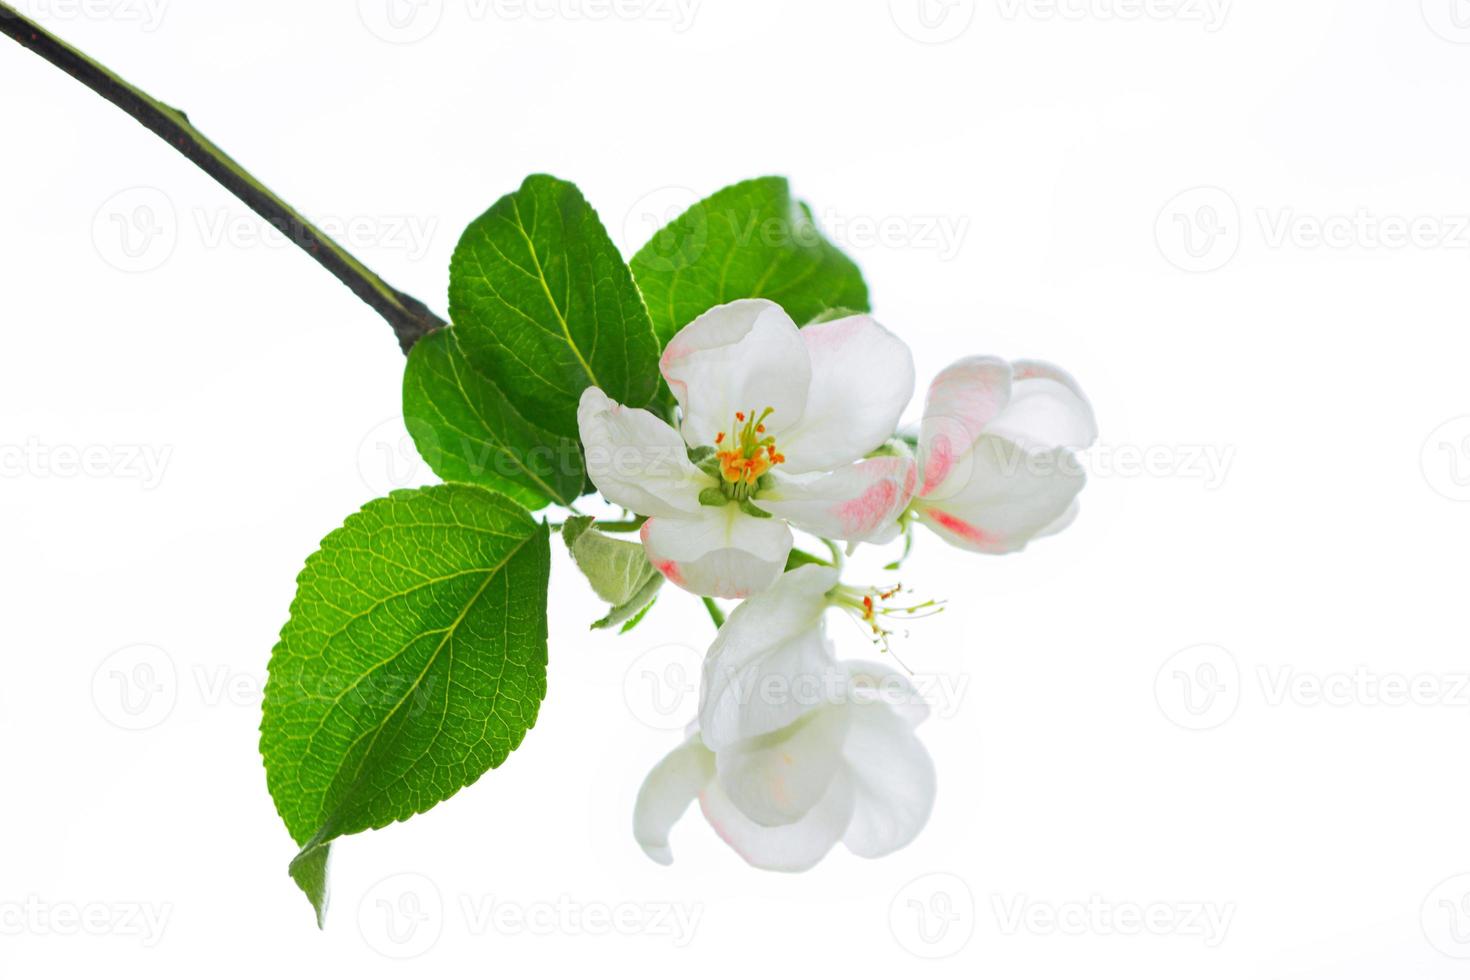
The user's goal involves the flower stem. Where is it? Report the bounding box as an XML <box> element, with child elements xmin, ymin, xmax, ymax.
<box><xmin>0</xmin><ymin>4</ymin><xmax>445</xmax><ymax>354</ymax></box>
<box><xmin>701</xmin><ymin>597</ymin><xmax>726</xmax><ymax>629</ymax></box>
<box><xmin>549</xmin><ymin>518</ymin><xmax>646</xmax><ymax>533</ymax></box>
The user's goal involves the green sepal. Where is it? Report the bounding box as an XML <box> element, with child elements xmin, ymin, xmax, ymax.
<box><xmin>561</xmin><ymin>516</ymin><xmax>664</xmax><ymax>630</ymax></box>
<box><xmin>738</xmin><ymin>499</ymin><xmax>773</xmax><ymax>519</ymax></box>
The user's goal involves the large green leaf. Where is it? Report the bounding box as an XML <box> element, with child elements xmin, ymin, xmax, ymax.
<box><xmin>448</xmin><ymin>174</ymin><xmax>661</xmax><ymax>438</ymax></box>
<box><xmin>403</xmin><ymin>326</ymin><xmax>584</xmax><ymax>509</ymax></box>
<box><xmin>260</xmin><ymin>485</ymin><xmax>550</xmax><ymax>926</ymax></box>
<box><xmin>630</xmin><ymin>176</ymin><xmax>871</xmax><ymax>345</ymax></box>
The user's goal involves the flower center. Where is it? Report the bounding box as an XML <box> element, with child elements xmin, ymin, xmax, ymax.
<box><xmin>714</xmin><ymin>408</ymin><xmax>785</xmax><ymax>501</ymax></box>
<box><xmin>830</xmin><ymin>583</ymin><xmax>946</xmax><ymax>656</ymax></box>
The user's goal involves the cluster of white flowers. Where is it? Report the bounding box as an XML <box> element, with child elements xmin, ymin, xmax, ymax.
<box><xmin>579</xmin><ymin>299</ymin><xmax>1096</xmax><ymax>870</ymax></box>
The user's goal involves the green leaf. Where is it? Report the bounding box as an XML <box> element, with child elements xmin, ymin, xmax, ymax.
<box><xmin>618</xmin><ymin>596</ymin><xmax>658</xmax><ymax>634</ymax></box>
<box><xmin>288</xmin><ymin>845</ymin><xmax>330</xmax><ymax>929</ymax></box>
<box><xmin>595</xmin><ymin>575</ymin><xmax>663</xmax><ymax>631</ymax></box>
<box><xmin>805</xmin><ymin>307</ymin><xmax>867</xmax><ymax>325</ymax></box>
<box><xmin>403</xmin><ymin>326</ymin><xmax>584</xmax><ymax>509</ymax></box>
<box><xmin>630</xmin><ymin>176</ymin><xmax>871</xmax><ymax>345</ymax></box>
<box><xmin>561</xmin><ymin>516</ymin><xmax>663</xmax><ymax>630</ymax></box>
<box><xmin>260</xmin><ymin>485</ymin><xmax>550</xmax><ymax>926</ymax></box>
<box><xmin>785</xmin><ymin>548</ymin><xmax>834</xmax><ymax>572</ymax></box>
<box><xmin>448</xmin><ymin>174</ymin><xmax>661</xmax><ymax>438</ymax></box>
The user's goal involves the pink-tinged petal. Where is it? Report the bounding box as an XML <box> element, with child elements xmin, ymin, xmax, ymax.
<box><xmin>777</xmin><ymin>315</ymin><xmax>916</xmax><ymax>474</ymax></box>
<box><xmin>699</xmin><ymin>766</ymin><xmax>854</xmax><ymax>872</ymax></box>
<box><xmin>918</xmin><ymin>356</ymin><xmax>1013</xmax><ymax>496</ymax></box>
<box><xmin>987</xmin><ymin>359</ymin><xmax>1097</xmax><ymax>451</ymax></box>
<box><xmin>699</xmin><ymin>565</ymin><xmax>841</xmax><ymax>751</ymax></box>
<box><xmin>760</xmin><ymin>455</ymin><xmax>918</xmax><ymax>543</ymax></box>
<box><xmin>633</xmin><ymin>735</ymin><xmax>716</xmax><ymax>866</ymax></box>
<box><xmin>578</xmin><ymin>387</ymin><xmax>711</xmax><ymax>518</ymax></box>
<box><xmin>641</xmin><ymin>505</ymin><xmax>793</xmax><ymax>599</ymax></box>
<box><xmin>916</xmin><ymin>434</ymin><xmax>1086</xmax><ymax>554</ymax></box>
<box><xmin>840</xmin><ymin>701</ymin><xmax>936</xmax><ymax>860</ymax></box>
<box><xmin>714</xmin><ymin>702</ymin><xmax>852</xmax><ymax>827</ymax></box>
<box><xmin>660</xmin><ymin>300</ymin><xmax>811</xmax><ymax>450</ymax></box>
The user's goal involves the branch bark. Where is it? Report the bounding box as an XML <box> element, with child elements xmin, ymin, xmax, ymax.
<box><xmin>0</xmin><ymin>3</ymin><xmax>445</xmax><ymax>354</ymax></box>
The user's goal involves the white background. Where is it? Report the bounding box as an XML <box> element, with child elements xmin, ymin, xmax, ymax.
<box><xmin>2</xmin><ymin>0</ymin><xmax>1469</xmax><ymax>976</ymax></box>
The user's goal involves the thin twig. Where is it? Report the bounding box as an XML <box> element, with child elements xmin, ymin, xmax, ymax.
<box><xmin>0</xmin><ymin>3</ymin><xmax>445</xmax><ymax>354</ymax></box>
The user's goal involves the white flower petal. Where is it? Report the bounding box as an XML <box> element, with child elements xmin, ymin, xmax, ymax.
<box><xmin>633</xmin><ymin>735</ymin><xmax>715</xmax><ymax>866</ymax></box>
<box><xmin>987</xmin><ymin>359</ymin><xmax>1097</xmax><ymax>452</ymax></box>
<box><xmin>578</xmin><ymin>387</ymin><xmax>711</xmax><ymax>518</ymax></box>
<box><xmin>841</xmin><ymin>702</ymin><xmax>936</xmax><ymax>859</ymax></box>
<box><xmin>845</xmin><ymin>660</ymin><xmax>931</xmax><ymax>728</ymax></box>
<box><xmin>699</xmin><ymin>564</ymin><xmax>841</xmax><ymax>750</ymax></box>
<box><xmin>641</xmin><ymin>505</ymin><xmax>793</xmax><ymax>599</ymax></box>
<box><xmin>760</xmin><ymin>455</ymin><xmax>918</xmax><ymax>544</ymax></box>
<box><xmin>699</xmin><ymin>767</ymin><xmax>855</xmax><ymax>872</ymax></box>
<box><xmin>917</xmin><ymin>356</ymin><xmax>1012</xmax><ymax>497</ymax></box>
<box><xmin>660</xmin><ymin>300</ymin><xmax>811</xmax><ymax>450</ymax></box>
<box><xmin>917</xmin><ymin>434</ymin><xmax>1086</xmax><ymax>554</ymax></box>
<box><xmin>1034</xmin><ymin>499</ymin><xmax>1081</xmax><ymax>541</ymax></box>
<box><xmin>777</xmin><ymin>315</ymin><xmax>916</xmax><ymax>474</ymax></box>
<box><xmin>714</xmin><ymin>703</ymin><xmax>852</xmax><ymax>827</ymax></box>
